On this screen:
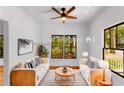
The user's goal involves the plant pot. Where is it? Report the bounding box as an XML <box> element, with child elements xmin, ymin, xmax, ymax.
<box><xmin>41</xmin><ymin>55</ymin><xmax>47</xmax><ymax>58</ymax></box>
<box><xmin>63</xmin><ymin>67</ymin><xmax>68</xmax><ymax>73</ymax></box>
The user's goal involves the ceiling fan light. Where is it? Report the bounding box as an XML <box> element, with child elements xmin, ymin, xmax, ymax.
<box><xmin>61</xmin><ymin>17</ymin><xmax>66</xmax><ymax>21</ymax></box>
<box><xmin>61</xmin><ymin>17</ymin><xmax>66</xmax><ymax>23</ymax></box>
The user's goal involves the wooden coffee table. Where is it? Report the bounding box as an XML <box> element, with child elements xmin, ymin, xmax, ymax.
<box><xmin>55</xmin><ymin>67</ymin><xmax>75</xmax><ymax>86</ymax></box>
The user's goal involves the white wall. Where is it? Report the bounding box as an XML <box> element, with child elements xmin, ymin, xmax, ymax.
<box><xmin>89</xmin><ymin>6</ymin><xmax>124</xmax><ymax>85</ymax></box>
<box><xmin>39</xmin><ymin>22</ymin><xmax>88</xmax><ymax>66</ymax></box>
<box><xmin>0</xmin><ymin>6</ymin><xmax>40</xmax><ymax>85</ymax></box>
<box><xmin>0</xmin><ymin>21</ymin><xmax>3</xmax><ymax>35</ymax></box>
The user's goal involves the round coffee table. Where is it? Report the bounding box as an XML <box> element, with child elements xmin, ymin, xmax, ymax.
<box><xmin>55</xmin><ymin>67</ymin><xmax>75</xmax><ymax>86</ymax></box>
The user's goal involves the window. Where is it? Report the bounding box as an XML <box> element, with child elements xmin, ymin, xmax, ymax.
<box><xmin>51</xmin><ymin>35</ymin><xmax>77</xmax><ymax>59</ymax></box>
<box><xmin>103</xmin><ymin>48</ymin><xmax>124</xmax><ymax>76</ymax></box>
<box><xmin>64</xmin><ymin>35</ymin><xmax>77</xmax><ymax>59</ymax></box>
<box><xmin>51</xmin><ymin>35</ymin><xmax>63</xmax><ymax>59</ymax></box>
<box><xmin>117</xmin><ymin>24</ymin><xmax>124</xmax><ymax>49</ymax></box>
<box><xmin>103</xmin><ymin>22</ymin><xmax>124</xmax><ymax>77</ymax></box>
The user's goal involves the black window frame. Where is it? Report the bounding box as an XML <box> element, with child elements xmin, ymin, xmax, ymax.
<box><xmin>103</xmin><ymin>22</ymin><xmax>124</xmax><ymax>78</ymax></box>
<box><xmin>51</xmin><ymin>35</ymin><xmax>77</xmax><ymax>59</ymax></box>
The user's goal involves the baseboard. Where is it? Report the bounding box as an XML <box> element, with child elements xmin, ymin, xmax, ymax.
<box><xmin>49</xmin><ymin>66</ymin><xmax>79</xmax><ymax>69</ymax></box>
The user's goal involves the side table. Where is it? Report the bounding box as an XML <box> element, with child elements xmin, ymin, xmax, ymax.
<box><xmin>97</xmin><ymin>80</ymin><xmax>112</xmax><ymax>86</ymax></box>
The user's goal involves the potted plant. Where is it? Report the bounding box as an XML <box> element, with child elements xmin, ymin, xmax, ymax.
<box><xmin>38</xmin><ymin>45</ymin><xmax>49</xmax><ymax>58</ymax></box>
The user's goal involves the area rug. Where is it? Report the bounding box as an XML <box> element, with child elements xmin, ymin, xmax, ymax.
<box><xmin>39</xmin><ymin>70</ymin><xmax>88</xmax><ymax>86</ymax></box>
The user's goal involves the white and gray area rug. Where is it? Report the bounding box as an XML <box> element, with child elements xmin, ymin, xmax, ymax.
<box><xmin>39</xmin><ymin>70</ymin><xmax>88</xmax><ymax>86</ymax></box>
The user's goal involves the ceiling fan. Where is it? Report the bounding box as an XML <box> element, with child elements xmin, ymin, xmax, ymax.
<box><xmin>50</xmin><ymin>6</ymin><xmax>77</xmax><ymax>23</ymax></box>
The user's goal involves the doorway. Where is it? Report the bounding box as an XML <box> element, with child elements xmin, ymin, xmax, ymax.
<box><xmin>0</xmin><ymin>19</ymin><xmax>9</xmax><ymax>86</ymax></box>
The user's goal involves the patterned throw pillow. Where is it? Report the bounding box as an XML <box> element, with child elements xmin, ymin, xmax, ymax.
<box><xmin>31</xmin><ymin>60</ymin><xmax>36</xmax><ymax>68</ymax></box>
<box><xmin>34</xmin><ymin>57</ymin><xmax>39</xmax><ymax>66</ymax></box>
<box><xmin>27</xmin><ymin>62</ymin><xmax>31</xmax><ymax>68</ymax></box>
<box><xmin>24</xmin><ymin>62</ymin><xmax>32</xmax><ymax>68</ymax></box>
<box><xmin>29</xmin><ymin>62</ymin><xmax>33</xmax><ymax>68</ymax></box>
<box><xmin>34</xmin><ymin>57</ymin><xmax>42</xmax><ymax>66</ymax></box>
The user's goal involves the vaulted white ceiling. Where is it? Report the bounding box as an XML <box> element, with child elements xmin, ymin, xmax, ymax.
<box><xmin>20</xmin><ymin>6</ymin><xmax>108</xmax><ymax>24</ymax></box>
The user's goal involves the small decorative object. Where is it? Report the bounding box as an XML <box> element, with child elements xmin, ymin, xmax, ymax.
<box><xmin>38</xmin><ymin>45</ymin><xmax>49</xmax><ymax>58</ymax></box>
<box><xmin>18</xmin><ymin>38</ymin><xmax>33</xmax><ymax>55</ymax></box>
<box><xmin>63</xmin><ymin>65</ymin><xmax>68</xmax><ymax>73</ymax></box>
<box><xmin>82</xmin><ymin>52</ymin><xmax>88</xmax><ymax>58</ymax></box>
<box><xmin>80</xmin><ymin>52</ymin><xmax>88</xmax><ymax>65</ymax></box>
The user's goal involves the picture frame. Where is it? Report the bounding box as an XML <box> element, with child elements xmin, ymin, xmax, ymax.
<box><xmin>18</xmin><ymin>38</ymin><xmax>33</xmax><ymax>55</ymax></box>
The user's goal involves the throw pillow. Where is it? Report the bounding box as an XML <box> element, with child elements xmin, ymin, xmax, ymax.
<box><xmin>31</xmin><ymin>60</ymin><xmax>36</xmax><ymax>68</ymax></box>
<box><xmin>92</xmin><ymin>61</ymin><xmax>99</xmax><ymax>68</ymax></box>
<box><xmin>25</xmin><ymin>62</ymin><xmax>29</xmax><ymax>68</ymax></box>
<box><xmin>29</xmin><ymin>62</ymin><xmax>33</xmax><ymax>68</ymax></box>
<box><xmin>88</xmin><ymin>57</ymin><xmax>99</xmax><ymax>69</ymax></box>
<box><xmin>17</xmin><ymin>63</ymin><xmax>25</xmax><ymax>68</ymax></box>
<box><xmin>87</xmin><ymin>57</ymin><xmax>92</xmax><ymax>67</ymax></box>
<box><xmin>38</xmin><ymin>57</ymin><xmax>42</xmax><ymax>64</ymax></box>
<box><xmin>27</xmin><ymin>62</ymin><xmax>31</xmax><ymax>68</ymax></box>
<box><xmin>34</xmin><ymin>57</ymin><xmax>39</xmax><ymax>66</ymax></box>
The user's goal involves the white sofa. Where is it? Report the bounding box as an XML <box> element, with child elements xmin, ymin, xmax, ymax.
<box><xmin>11</xmin><ymin>56</ymin><xmax>49</xmax><ymax>86</ymax></box>
<box><xmin>80</xmin><ymin>56</ymin><xmax>112</xmax><ymax>86</ymax></box>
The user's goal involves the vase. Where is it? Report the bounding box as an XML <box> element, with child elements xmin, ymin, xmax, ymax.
<box><xmin>63</xmin><ymin>67</ymin><xmax>67</xmax><ymax>73</ymax></box>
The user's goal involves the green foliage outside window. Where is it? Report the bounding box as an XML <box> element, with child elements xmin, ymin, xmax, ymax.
<box><xmin>51</xmin><ymin>35</ymin><xmax>77</xmax><ymax>59</ymax></box>
<box><xmin>0</xmin><ymin>35</ymin><xmax>3</xmax><ymax>58</ymax></box>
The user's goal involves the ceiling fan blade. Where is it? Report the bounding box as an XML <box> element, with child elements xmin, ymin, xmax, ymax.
<box><xmin>66</xmin><ymin>16</ymin><xmax>77</xmax><ymax>19</ymax></box>
<box><xmin>50</xmin><ymin>16</ymin><xmax>61</xmax><ymax>19</ymax></box>
<box><xmin>65</xmin><ymin>6</ymin><xmax>76</xmax><ymax>15</ymax></box>
<box><xmin>52</xmin><ymin>7</ymin><xmax>61</xmax><ymax>15</ymax></box>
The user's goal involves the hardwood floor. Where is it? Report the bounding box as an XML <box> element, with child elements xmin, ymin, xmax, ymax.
<box><xmin>0</xmin><ymin>66</ymin><xmax>3</xmax><ymax>86</ymax></box>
